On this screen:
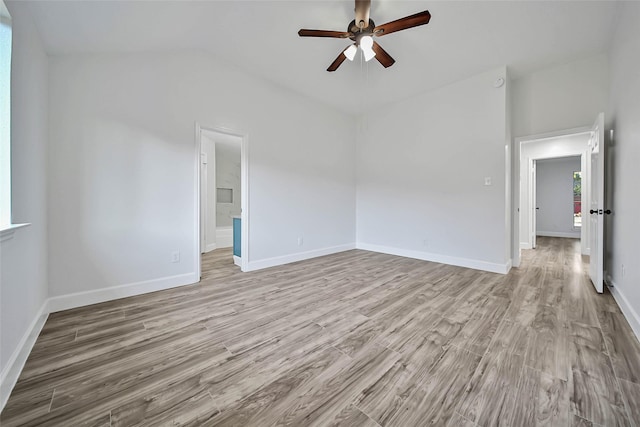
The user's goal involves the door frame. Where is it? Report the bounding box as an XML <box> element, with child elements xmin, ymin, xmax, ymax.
<box><xmin>588</xmin><ymin>112</ymin><xmax>605</xmax><ymax>293</ymax></box>
<box><xmin>200</xmin><ymin>149</ymin><xmax>215</xmax><ymax>253</ymax></box>
<box><xmin>531</xmin><ymin>159</ymin><xmax>537</xmax><ymax>249</ymax></box>
<box><xmin>194</xmin><ymin>122</ymin><xmax>249</xmax><ymax>277</ymax></box>
<box><xmin>512</xmin><ymin>126</ymin><xmax>591</xmax><ymax>267</ymax></box>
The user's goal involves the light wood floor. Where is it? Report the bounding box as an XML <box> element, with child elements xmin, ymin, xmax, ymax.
<box><xmin>2</xmin><ymin>237</ymin><xmax>640</xmax><ymax>426</ymax></box>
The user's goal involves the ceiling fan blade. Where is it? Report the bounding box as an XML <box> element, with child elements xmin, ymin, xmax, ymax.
<box><xmin>327</xmin><ymin>47</ymin><xmax>350</xmax><ymax>72</ymax></box>
<box><xmin>354</xmin><ymin>0</ymin><xmax>371</xmax><ymax>29</ymax></box>
<box><xmin>298</xmin><ymin>29</ymin><xmax>351</xmax><ymax>38</ymax></box>
<box><xmin>372</xmin><ymin>41</ymin><xmax>395</xmax><ymax>68</ymax></box>
<box><xmin>374</xmin><ymin>10</ymin><xmax>431</xmax><ymax>37</ymax></box>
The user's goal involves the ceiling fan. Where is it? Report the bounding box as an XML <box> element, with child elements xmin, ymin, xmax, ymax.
<box><xmin>298</xmin><ymin>0</ymin><xmax>431</xmax><ymax>72</ymax></box>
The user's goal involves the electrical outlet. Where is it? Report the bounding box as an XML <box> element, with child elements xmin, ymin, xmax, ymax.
<box><xmin>297</xmin><ymin>237</ymin><xmax>303</xmax><ymax>246</ymax></box>
<box><xmin>171</xmin><ymin>251</ymin><xmax>180</xmax><ymax>263</ymax></box>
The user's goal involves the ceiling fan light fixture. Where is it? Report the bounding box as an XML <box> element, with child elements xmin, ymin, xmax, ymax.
<box><xmin>362</xmin><ymin>47</ymin><xmax>376</xmax><ymax>62</ymax></box>
<box><xmin>344</xmin><ymin>44</ymin><xmax>357</xmax><ymax>61</ymax></box>
<box><xmin>359</xmin><ymin>35</ymin><xmax>376</xmax><ymax>61</ymax></box>
<box><xmin>360</xmin><ymin>35</ymin><xmax>373</xmax><ymax>49</ymax></box>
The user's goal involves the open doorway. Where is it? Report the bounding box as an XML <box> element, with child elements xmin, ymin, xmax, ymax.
<box><xmin>513</xmin><ymin>128</ymin><xmax>591</xmax><ymax>267</ymax></box>
<box><xmin>534</xmin><ymin>156</ymin><xmax>582</xmax><ymax>243</ymax></box>
<box><xmin>196</xmin><ymin>124</ymin><xmax>248</xmax><ymax>275</ymax></box>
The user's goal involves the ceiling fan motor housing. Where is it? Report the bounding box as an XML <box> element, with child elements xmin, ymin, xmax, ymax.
<box><xmin>348</xmin><ymin>19</ymin><xmax>376</xmax><ymax>44</ymax></box>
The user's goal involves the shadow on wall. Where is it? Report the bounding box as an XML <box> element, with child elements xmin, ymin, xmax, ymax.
<box><xmin>604</xmin><ymin>122</ymin><xmax>616</xmax><ymax>273</ymax></box>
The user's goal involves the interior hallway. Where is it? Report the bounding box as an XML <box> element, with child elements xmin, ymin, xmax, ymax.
<box><xmin>1</xmin><ymin>238</ymin><xmax>639</xmax><ymax>426</ymax></box>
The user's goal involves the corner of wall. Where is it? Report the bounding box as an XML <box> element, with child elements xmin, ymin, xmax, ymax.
<box><xmin>0</xmin><ymin>299</ymin><xmax>49</xmax><ymax>411</ymax></box>
<box><xmin>605</xmin><ymin>273</ymin><xmax>640</xmax><ymax>342</ymax></box>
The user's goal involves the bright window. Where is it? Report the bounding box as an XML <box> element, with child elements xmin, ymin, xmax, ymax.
<box><xmin>0</xmin><ymin>2</ymin><xmax>11</xmax><ymax>228</ymax></box>
<box><xmin>573</xmin><ymin>171</ymin><xmax>582</xmax><ymax>228</ymax></box>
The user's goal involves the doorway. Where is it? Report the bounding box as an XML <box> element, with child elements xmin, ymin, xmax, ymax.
<box><xmin>196</xmin><ymin>124</ymin><xmax>249</xmax><ymax>275</ymax></box>
<box><xmin>531</xmin><ymin>156</ymin><xmax>582</xmax><ymax>247</ymax></box>
<box><xmin>513</xmin><ymin>128</ymin><xmax>591</xmax><ymax>267</ymax></box>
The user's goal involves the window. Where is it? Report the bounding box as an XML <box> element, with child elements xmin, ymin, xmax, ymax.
<box><xmin>0</xmin><ymin>1</ymin><xmax>11</xmax><ymax>228</ymax></box>
<box><xmin>573</xmin><ymin>171</ymin><xmax>582</xmax><ymax>228</ymax></box>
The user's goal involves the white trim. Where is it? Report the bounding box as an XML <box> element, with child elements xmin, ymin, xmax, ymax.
<box><xmin>1</xmin><ymin>299</ymin><xmax>49</xmax><ymax>411</ymax></box>
<box><xmin>205</xmin><ymin>243</ymin><xmax>217</xmax><ymax>253</ymax></box>
<box><xmin>48</xmin><ymin>273</ymin><xmax>198</xmax><ymax>313</ymax></box>
<box><xmin>605</xmin><ymin>274</ymin><xmax>640</xmax><ymax>342</ymax></box>
<box><xmin>504</xmin><ymin>258</ymin><xmax>513</xmax><ymax>273</ymax></box>
<box><xmin>520</xmin><ymin>242</ymin><xmax>531</xmax><ymax>250</ymax></box>
<box><xmin>194</xmin><ymin>123</ymin><xmax>202</xmax><ymax>279</ymax></box>
<box><xmin>245</xmin><ymin>244</ymin><xmax>356</xmax><ymax>272</ymax></box>
<box><xmin>0</xmin><ymin>223</ymin><xmax>30</xmax><ymax>243</ymax></box>
<box><xmin>233</xmin><ymin>255</ymin><xmax>241</xmax><ymax>267</ymax></box>
<box><xmin>215</xmin><ymin>227</ymin><xmax>233</xmax><ymax>249</ymax></box>
<box><xmin>516</xmin><ymin>126</ymin><xmax>592</xmax><ymax>145</ymax></box>
<box><xmin>356</xmin><ymin>243</ymin><xmax>511</xmax><ymax>274</ymax></box>
<box><xmin>536</xmin><ymin>231</ymin><xmax>581</xmax><ymax>238</ymax></box>
<box><xmin>240</xmin><ymin>133</ymin><xmax>249</xmax><ymax>272</ymax></box>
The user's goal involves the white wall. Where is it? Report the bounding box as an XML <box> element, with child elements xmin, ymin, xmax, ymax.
<box><xmin>357</xmin><ymin>67</ymin><xmax>511</xmax><ymax>273</ymax></box>
<box><xmin>511</xmin><ymin>54</ymin><xmax>610</xmax><ymax>138</ymax></box>
<box><xmin>535</xmin><ymin>156</ymin><xmax>581</xmax><ymax>238</ymax></box>
<box><xmin>0</xmin><ymin>1</ymin><xmax>49</xmax><ymax>409</ymax></box>
<box><xmin>607</xmin><ymin>1</ymin><xmax>640</xmax><ymax>339</ymax></box>
<box><xmin>519</xmin><ymin>133</ymin><xmax>590</xmax><ymax>251</ymax></box>
<box><xmin>47</xmin><ymin>51</ymin><xmax>356</xmax><ymax>304</ymax></box>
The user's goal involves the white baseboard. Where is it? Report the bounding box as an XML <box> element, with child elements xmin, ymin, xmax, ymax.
<box><xmin>233</xmin><ymin>255</ymin><xmax>241</xmax><ymax>267</ymax></box>
<box><xmin>520</xmin><ymin>242</ymin><xmax>531</xmax><ymax>250</ymax></box>
<box><xmin>356</xmin><ymin>242</ymin><xmax>511</xmax><ymax>274</ymax></box>
<box><xmin>504</xmin><ymin>258</ymin><xmax>513</xmax><ymax>273</ymax></box>
<box><xmin>245</xmin><ymin>243</ymin><xmax>356</xmax><ymax>272</ymax></box>
<box><xmin>215</xmin><ymin>227</ymin><xmax>233</xmax><ymax>249</ymax></box>
<box><xmin>48</xmin><ymin>273</ymin><xmax>199</xmax><ymax>313</ymax></box>
<box><xmin>605</xmin><ymin>274</ymin><xmax>640</xmax><ymax>342</ymax></box>
<box><xmin>536</xmin><ymin>231</ymin><xmax>580</xmax><ymax>238</ymax></box>
<box><xmin>1</xmin><ymin>299</ymin><xmax>49</xmax><ymax>411</ymax></box>
<box><xmin>204</xmin><ymin>243</ymin><xmax>217</xmax><ymax>253</ymax></box>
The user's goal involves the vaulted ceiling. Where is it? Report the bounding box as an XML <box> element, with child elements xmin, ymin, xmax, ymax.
<box><xmin>23</xmin><ymin>0</ymin><xmax>619</xmax><ymax>113</ymax></box>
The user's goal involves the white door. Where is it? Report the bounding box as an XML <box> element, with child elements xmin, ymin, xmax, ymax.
<box><xmin>531</xmin><ymin>160</ymin><xmax>537</xmax><ymax>249</ymax></box>
<box><xmin>588</xmin><ymin>113</ymin><xmax>605</xmax><ymax>293</ymax></box>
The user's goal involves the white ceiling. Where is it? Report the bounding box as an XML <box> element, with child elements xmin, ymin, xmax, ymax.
<box><xmin>23</xmin><ymin>0</ymin><xmax>619</xmax><ymax>114</ymax></box>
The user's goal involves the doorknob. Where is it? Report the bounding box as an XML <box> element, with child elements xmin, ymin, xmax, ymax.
<box><xmin>604</xmin><ymin>209</ymin><xmax>612</xmax><ymax>215</ymax></box>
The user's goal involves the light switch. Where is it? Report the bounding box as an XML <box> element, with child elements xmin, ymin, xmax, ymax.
<box><xmin>484</xmin><ymin>177</ymin><xmax>492</xmax><ymax>186</ymax></box>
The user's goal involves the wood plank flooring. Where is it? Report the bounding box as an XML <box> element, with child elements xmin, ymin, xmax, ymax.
<box><xmin>2</xmin><ymin>237</ymin><xmax>639</xmax><ymax>426</ymax></box>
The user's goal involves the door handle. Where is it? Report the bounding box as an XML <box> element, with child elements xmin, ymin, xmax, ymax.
<box><xmin>590</xmin><ymin>209</ymin><xmax>612</xmax><ymax>215</ymax></box>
